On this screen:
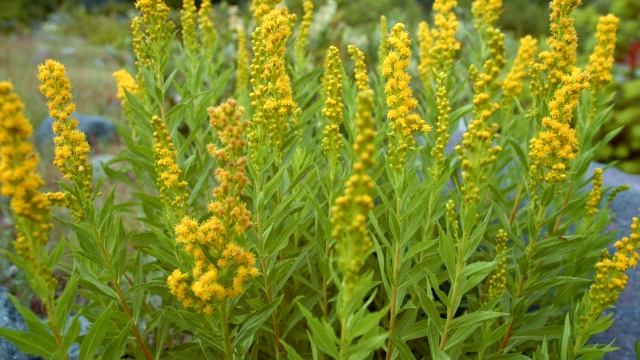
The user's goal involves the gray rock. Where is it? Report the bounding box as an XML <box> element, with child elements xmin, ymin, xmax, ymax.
<box><xmin>36</xmin><ymin>114</ymin><xmax>117</xmax><ymax>155</ymax></box>
<box><xmin>0</xmin><ymin>286</ymin><xmax>41</xmax><ymax>360</ymax></box>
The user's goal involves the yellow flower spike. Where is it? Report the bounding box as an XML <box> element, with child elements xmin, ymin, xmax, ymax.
<box><xmin>236</xmin><ymin>27</ymin><xmax>250</xmax><ymax>95</ymax></box>
<box><xmin>429</xmin><ymin>73</ymin><xmax>451</xmax><ymax>179</ymax></box>
<box><xmin>471</xmin><ymin>0</ymin><xmax>503</xmax><ymax>30</ymax></box>
<box><xmin>431</xmin><ymin>0</ymin><xmax>460</xmax><ymax>75</ymax></box>
<box><xmin>348</xmin><ymin>45</ymin><xmax>370</xmax><ymax>92</ymax></box>
<box><xmin>587</xmin><ymin>14</ymin><xmax>619</xmax><ymax>94</ymax></box>
<box><xmin>168</xmin><ymin>99</ymin><xmax>258</xmax><ymax>313</ymax></box>
<box><xmin>529</xmin><ymin>68</ymin><xmax>589</xmax><ymax>185</ymax></box>
<box><xmin>37</xmin><ymin>60</ymin><xmax>93</xmax><ymax>208</ymax></box>
<box><xmin>113</xmin><ymin>69</ymin><xmax>139</xmax><ymax>115</ymax></box>
<box><xmin>250</xmin><ymin>0</ymin><xmax>282</xmax><ymax>24</ymax></box>
<box><xmin>503</xmin><ymin>35</ymin><xmax>538</xmax><ymax>99</ymax></box>
<box><xmin>539</xmin><ymin>0</ymin><xmax>581</xmax><ymax>88</ymax></box>
<box><xmin>43</xmin><ymin>192</ymin><xmax>70</xmax><ymax>208</ymax></box>
<box><xmin>585</xmin><ymin>168</ymin><xmax>603</xmax><ymax>217</ymax></box>
<box><xmin>418</xmin><ymin>21</ymin><xmax>435</xmax><ymax>86</ymax></box>
<box><xmin>332</xmin><ymin>89</ymin><xmax>376</xmax><ymax>299</ymax></box>
<box><xmin>181</xmin><ymin>0</ymin><xmax>198</xmax><ymax>54</ymax></box>
<box><xmin>249</xmin><ymin>8</ymin><xmax>298</xmax><ymax>159</ymax></box>
<box><xmin>0</xmin><ymin>81</ymin><xmax>56</xmax><ymax>292</ymax></box>
<box><xmin>487</xmin><ymin>229</ymin><xmax>508</xmax><ymax>302</ymax></box>
<box><xmin>321</xmin><ymin>46</ymin><xmax>345</xmax><ymax>171</ymax></box>
<box><xmin>383</xmin><ymin>23</ymin><xmax>432</xmax><ymax>176</ymax></box>
<box><xmin>586</xmin><ymin>217</ymin><xmax>640</xmax><ymax>322</ymax></box>
<box><xmin>150</xmin><ymin>115</ymin><xmax>189</xmax><ymax>212</ymax></box>
<box><xmin>295</xmin><ymin>1</ymin><xmax>314</xmax><ymax>59</ymax></box>
<box><xmin>131</xmin><ymin>16</ymin><xmax>149</xmax><ymax>69</ymax></box>
<box><xmin>197</xmin><ymin>0</ymin><xmax>217</xmax><ymax>57</ymax></box>
<box><xmin>378</xmin><ymin>15</ymin><xmax>388</xmax><ymax>68</ymax></box>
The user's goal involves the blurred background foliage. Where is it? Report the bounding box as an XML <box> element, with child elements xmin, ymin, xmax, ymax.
<box><xmin>0</xmin><ymin>0</ymin><xmax>639</xmax><ymax>172</ymax></box>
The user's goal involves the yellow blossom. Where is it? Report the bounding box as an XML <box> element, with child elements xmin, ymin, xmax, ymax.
<box><xmin>295</xmin><ymin>1</ymin><xmax>314</xmax><ymax>59</ymax></box>
<box><xmin>383</xmin><ymin>23</ymin><xmax>432</xmax><ymax>175</ymax></box>
<box><xmin>236</xmin><ymin>27</ymin><xmax>249</xmax><ymax>95</ymax></box>
<box><xmin>250</xmin><ymin>0</ymin><xmax>282</xmax><ymax>24</ymax></box>
<box><xmin>181</xmin><ymin>0</ymin><xmax>197</xmax><ymax>54</ymax></box>
<box><xmin>503</xmin><ymin>35</ymin><xmax>538</xmax><ymax>99</ymax></box>
<box><xmin>321</xmin><ymin>46</ymin><xmax>344</xmax><ymax>170</ymax></box>
<box><xmin>487</xmin><ymin>229</ymin><xmax>508</xmax><ymax>302</ymax></box>
<box><xmin>197</xmin><ymin>0</ymin><xmax>217</xmax><ymax>58</ymax></box>
<box><xmin>585</xmin><ymin>168</ymin><xmax>603</xmax><ymax>216</ymax></box>
<box><xmin>418</xmin><ymin>21</ymin><xmax>435</xmax><ymax>86</ymax></box>
<box><xmin>112</xmin><ymin>69</ymin><xmax>139</xmax><ymax>115</ymax></box>
<box><xmin>332</xmin><ymin>89</ymin><xmax>376</xmax><ymax>299</ymax></box>
<box><xmin>348</xmin><ymin>45</ymin><xmax>370</xmax><ymax>92</ymax></box>
<box><xmin>378</xmin><ymin>15</ymin><xmax>388</xmax><ymax>70</ymax></box>
<box><xmin>429</xmin><ymin>73</ymin><xmax>451</xmax><ymax>179</ymax></box>
<box><xmin>586</xmin><ymin>14</ymin><xmax>619</xmax><ymax>93</ymax></box>
<box><xmin>539</xmin><ymin>0</ymin><xmax>581</xmax><ymax>88</ymax></box>
<box><xmin>472</xmin><ymin>0</ymin><xmax>503</xmax><ymax>30</ymax></box>
<box><xmin>431</xmin><ymin>0</ymin><xmax>460</xmax><ymax>75</ymax></box>
<box><xmin>150</xmin><ymin>116</ymin><xmax>188</xmax><ymax>212</ymax></box>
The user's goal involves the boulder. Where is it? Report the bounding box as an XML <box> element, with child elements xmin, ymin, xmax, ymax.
<box><xmin>0</xmin><ymin>286</ymin><xmax>41</xmax><ymax>360</ymax></box>
<box><xmin>35</xmin><ymin>114</ymin><xmax>117</xmax><ymax>154</ymax></box>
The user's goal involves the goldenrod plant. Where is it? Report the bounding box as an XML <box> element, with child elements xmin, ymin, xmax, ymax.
<box><xmin>0</xmin><ymin>0</ymin><xmax>635</xmax><ymax>359</ymax></box>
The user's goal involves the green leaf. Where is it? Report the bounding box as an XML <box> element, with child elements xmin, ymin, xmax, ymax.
<box><xmin>79</xmin><ymin>304</ymin><xmax>114</xmax><ymax>359</ymax></box>
<box><xmin>76</xmin><ymin>264</ymin><xmax>119</xmax><ymax>302</ymax></box>
<box><xmin>0</xmin><ymin>328</ymin><xmax>58</xmax><ymax>357</ymax></box>
<box><xmin>281</xmin><ymin>340</ymin><xmax>306</xmax><ymax>360</ymax></box>
<box><xmin>7</xmin><ymin>294</ymin><xmax>57</xmax><ymax>347</ymax></box>
<box><xmin>299</xmin><ymin>305</ymin><xmax>340</xmax><ymax>358</ymax></box>
<box><xmin>55</xmin><ymin>272</ymin><xmax>78</xmax><ymax>332</ymax></box>
<box><xmin>101</xmin><ymin>319</ymin><xmax>133</xmax><ymax>360</ymax></box>
<box><xmin>234</xmin><ymin>295</ymin><xmax>284</xmax><ymax>349</ymax></box>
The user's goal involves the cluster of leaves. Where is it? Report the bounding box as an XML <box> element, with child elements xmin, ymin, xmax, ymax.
<box><xmin>0</xmin><ymin>0</ymin><xmax>634</xmax><ymax>359</ymax></box>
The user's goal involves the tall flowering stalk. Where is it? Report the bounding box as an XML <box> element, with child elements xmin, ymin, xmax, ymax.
<box><xmin>321</xmin><ymin>46</ymin><xmax>345</xmax><ymax>177</ymax></box>
<box><xmin>539</xmin><ymin>0</ymin><xmax>581</xmax><ymax>89</ymax></box>
<box><xmin>471</xmin><ymin>0</ymin><xmax>502</xmax><ymax>30</ymax></box>
<box><xmin>236</xmin><ymin>27</ymin><xmax>250</xmax><ymax>96</ymax></box>
<box><xmin>431</xmin><ymin>0</ymin><xmax>460</xmax><ymax>76</ymax></box>
<box><xmin>181</xmin><ymin>0</ymin><xmax>198</xmax><ymax>55</ymax></box>
<box><xmin>332</xmin><ymin>89</ymin><xmax>379</xmax><ymax>359</ymax></box>
<box><xmin>295</xmin><ymin>0</ymin><xmax>314</xmax><ymax>62</ymax></box>
<box><xmin>418</xmin><ymin>21</ymin><xmax>435</xmax><ymax>86</ymax></box>
<box><xmin>250</xmin><ymin>0</ymin><xmax>282</xmax><ymax>24</ymax></box>
<box><xmin>113</xmin><ymin>69</ymin><xmax>139</xmax><ymax>122</ymax></box>
<box><xmin>37</xmin><ymin>59</ymin><xmax>93</xmax><ymax>221</ymax></box>
<box><xmin>197</xmin><ymin>0</ymin><xmax>217</xmax><ymax>60</ymax></box>
<box><xmin>168</xmin><ymin>99</ymin><xmax>258</xmax><ymax>359</ymax></box>
<box><xmin>348</xmin><ymin>45</ymin><xmax>370</xmax><ymax>92</ymax></box>
<box><xmin>0</xmin><ymin>81</ymin><xmax>67</xmax><ymax>358</ymax></box>
<box><xmin>382</xmin><ymin>23</ymin><xmax>431</xmax><ymax>360</ymax></box>
<box><xmin>502</xmin><ymin>35</ymin><xmax>538</xmax><ymax>100</ymax></box>
<box><xmin>587</xmin><ymin>14</ymin><xmax>619</xmax><ymax>94</ymax></box>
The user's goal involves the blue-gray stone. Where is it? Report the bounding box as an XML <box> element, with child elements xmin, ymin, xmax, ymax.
<box><xmin>0</xmin><ymin>286</ymin><xmax>41</xmax><ymax>360</ymax></box>
<box><xmin>35</xmin><ymin>114</ymin><xmax>117</xmax><ymax>155</ymax></box>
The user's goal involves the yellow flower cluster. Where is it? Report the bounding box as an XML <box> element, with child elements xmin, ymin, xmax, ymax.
<box><xmin>585</xmin><ymin>168</ymin><xmax>603</xmax><ymax>216</ymax></box>
<box><xmin>503</xmin><ymin>35</ymin><xmax>538</xmax><ymax>99</ymax></box>
<box><xmin>181</xmin><ymin>0</ymin><xmax>197</xmax><ymax>54</ymax></box>
<box><xmin>321</xmin><ymin>46</ymin><xmax>344</xmax><ymax>170</ymax></box>
<box><xmin>249</xmin><ymin>8</ymin><xmax>298</xmax><ymax>157</ymax></box>
<box><xmin>455</xmin><ymin>28</ymin><xmax>505</xmax><ymax>204</ymax></box>
<box><xmin>418</xmin><ymin>21</ymin><xmax>435</xmax><ymax>86</ymax></box>
<box><xmin>131</xmin><ymin>17</ymin><xmax>149</xmax><ymax>69</ymax></box>
<box><xmin>471</xmin><ymin>0</ymin><xmax>503</xmax><ymax>30</ymax></box>
<box><xmin>250</xmin><ymin>0</ymin><xmax>282</xmax><ymax>24</ymax></box>
<box><xmin>431</xmin><ymin>0</ymin><xmax>460</xmax><ymax>75</ymax></box>
<box><xmin>168</xmin><ymin>99</ymin><xmax>257</xmax><ymax>313</ymax></box>
<box><xmin>586</xmin><ymin>218</ymin><xmax>640</xmax><ymax>321</ymax></box>
<box><xmin>198</xmin><ymin>0</ymin><xmax>217</xmax><ymax>58</ymax></box>
<box><xmin>236</xmin><ymin>28</ymin><xmax>249</xmax><ymax>95</ymax></box>
<box><xmin>331</xmin><ymin>89</ymin><xmax>376</xmax><ymax>298</ymax></box>
<box><xmin>150</xmin><ymin>116</ymin><xmax>189</xmax><ymax>212</ymax></box>
<box><xmin>0</xmin><ymin>82</ymin><xmax>56</xmax><ymax>291</ymax></box>
<box><xmin>429</xmin><ymin>73</ymin><xmax>451</xmax><ymax>179</ymax></box>
<box><xmin>378</xmin><ymin>16</ymin><xmax>388</xmax><ymax>68</ymax></box>
<box><xmin>487</xmin><ymin>229</ymin><xmax>507</xmax><ymax>302</ymax></box>
<box><xmin>539</xmin><ymin>0</ymin><xmax>581</xmax><ymax>88</ymax></box>
<box><xmin>382</xmin><ymin>23</ymin><xmax>432</xmax><ymax>175</ymax></box>
<box><xmin>529</xmin><ymin>69</ymin><xmax>589</xmax><ymax>184</ymax></box>
<box><xmin>348</xmin><ymin>45</ymin><xmax>370</xmax><ymax>92</ymax></box>
<box><xmin>295</xmin><ymin>1</ymin><xmax>314</xmax><ymax>58</ymax></box>
<box><xmin>587</xmin><ymin>14</ymin><xmax>619</xmax><ymax>93</ymax></box>
<box><xmin>113</xmin><ymin>69</ymin><xmax>139</xmax><ymax>114</ymax></box>
<box><xmin>133</xmin><ymin>0</ymin><xmax>175</xmax><ymax>70</ymax></box>
<box><xmin>37</xmin><ymin>60</ymin><xmax>93</xmax><ymax>203</ymax></box>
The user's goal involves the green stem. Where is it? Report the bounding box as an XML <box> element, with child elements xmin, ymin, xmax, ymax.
<box><xmin>221</xmin><ymin>299</ymin><xmax>233</xmax><ymax>360</ymax></box>
<box><xmin>385</xmin><ymin>194</ymin><xmax>403</xmax><ymax>360</ymax></box>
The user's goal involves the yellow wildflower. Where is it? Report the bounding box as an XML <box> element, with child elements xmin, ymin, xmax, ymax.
<box><xmin>586</xmin><ymin>218</ymin><xmax>640</xmax><ymax>321</ymax></box>
<box><xmin>429</xmin><ymin>73</ymin><xmax>451</xmax><ymax>179</ymax></box>
<box><xmin>236</xmin><ymin>27</ymin><xmax>249</xmax><ymax>95</ymax></box>
<box><xmin>378</xmin><ymin>15</ymin><xmax>388</xmax><ymax>69</ymax></box>
<box><xmin>472</xmin><ymin>0</ymin><xmax>503</xmax><ymax>30</ymax></box>
<box><xmin>37</xmin><ymin>59</ymin><xmax>93</xmax><ymax>215</ymax></box>
<box><xmin>487</xmin><ymin>229</ymin><xmax>507</xmax><ymax>302</ymax></box>
<box><xmin>295</xmin><ymin>1</ymin><xmax>314</xmax><ymax>59</ymax></box>
<box><xmin>250</xmin><ymin>0</ymin><xmax>282</xmax><ymax>24</ymax></box>
<box><xmin>249</xmin><ymin>8</ymin><xmax>298</xmax><ymax>158</ymax></box>
<box><xmin>539</xmin><ymin>0</ymin><xmax>581</xmax><ymax>87</ymax></box>
<box><xmin>585</xmin><ymin>168</ymin><xmax>603</xmax><ymax>216</ymax></box>
<box><xmin>168</xmin><ymin>99</ymin><xmax>257</xmax><ymax>313</ymax></box>
<box><xmin>332</xmin><ymin>89</ymin><xmax>376</xmax><ymax>299</ymax></box>
<box><xmin>383</xmin><ymin>23</ymin><xmax>432</xmax><ymax>175</ymax></box>
<box><xmin>321</xmin><ymin>46</ymin><xmax>344</xmax><ymax>171</ymax></box>
<box><xmin>586</xmin><ymin>14</ymin><xmax>619</xmax><ymax>93</ymax></box>
<box><xmin>150</xmin><ymin>116</ymin><xmax>189</xmax><ymax>212</ymax></box>
<box><xmin>418</xmin><ymin>21</ymin><xmax>435</xmax><ymax>86</ymax></box>
<box><xmin>197</xmin><ymin>0</ymin><xmax>217</xmax><ymax>58</ymax></box>
<box><xmin>112</xmin><ymin>69</ymin><xmax>139</xmax><ymax>114</ymax></box>
<box><xmin>431</xmin><ymin>0</ymin><xmax>460</xmax><ymax>75</ymax></box>
<box><xmin>503</xmin><ymin>35</ymin><xmax>538</xmax><ymax>99</ymax></box>
<box><xmin>348</xmin><ymin>45</ymin><xmax>370</xmax><ymax>92</ymax></box>
<box><xmin>529</xmin><ymin>68</ymin><xmax>589</xmax><ymax>184</ymax></box>
<box><xmin>181</xmin><ymin>0</ymin><xmax>197</xmax><ymax>54</ymax></box>
<box><xmin>0</xmin><ymin>81</ymin><xmax>56</xmax><ymax>291</ymax></box>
